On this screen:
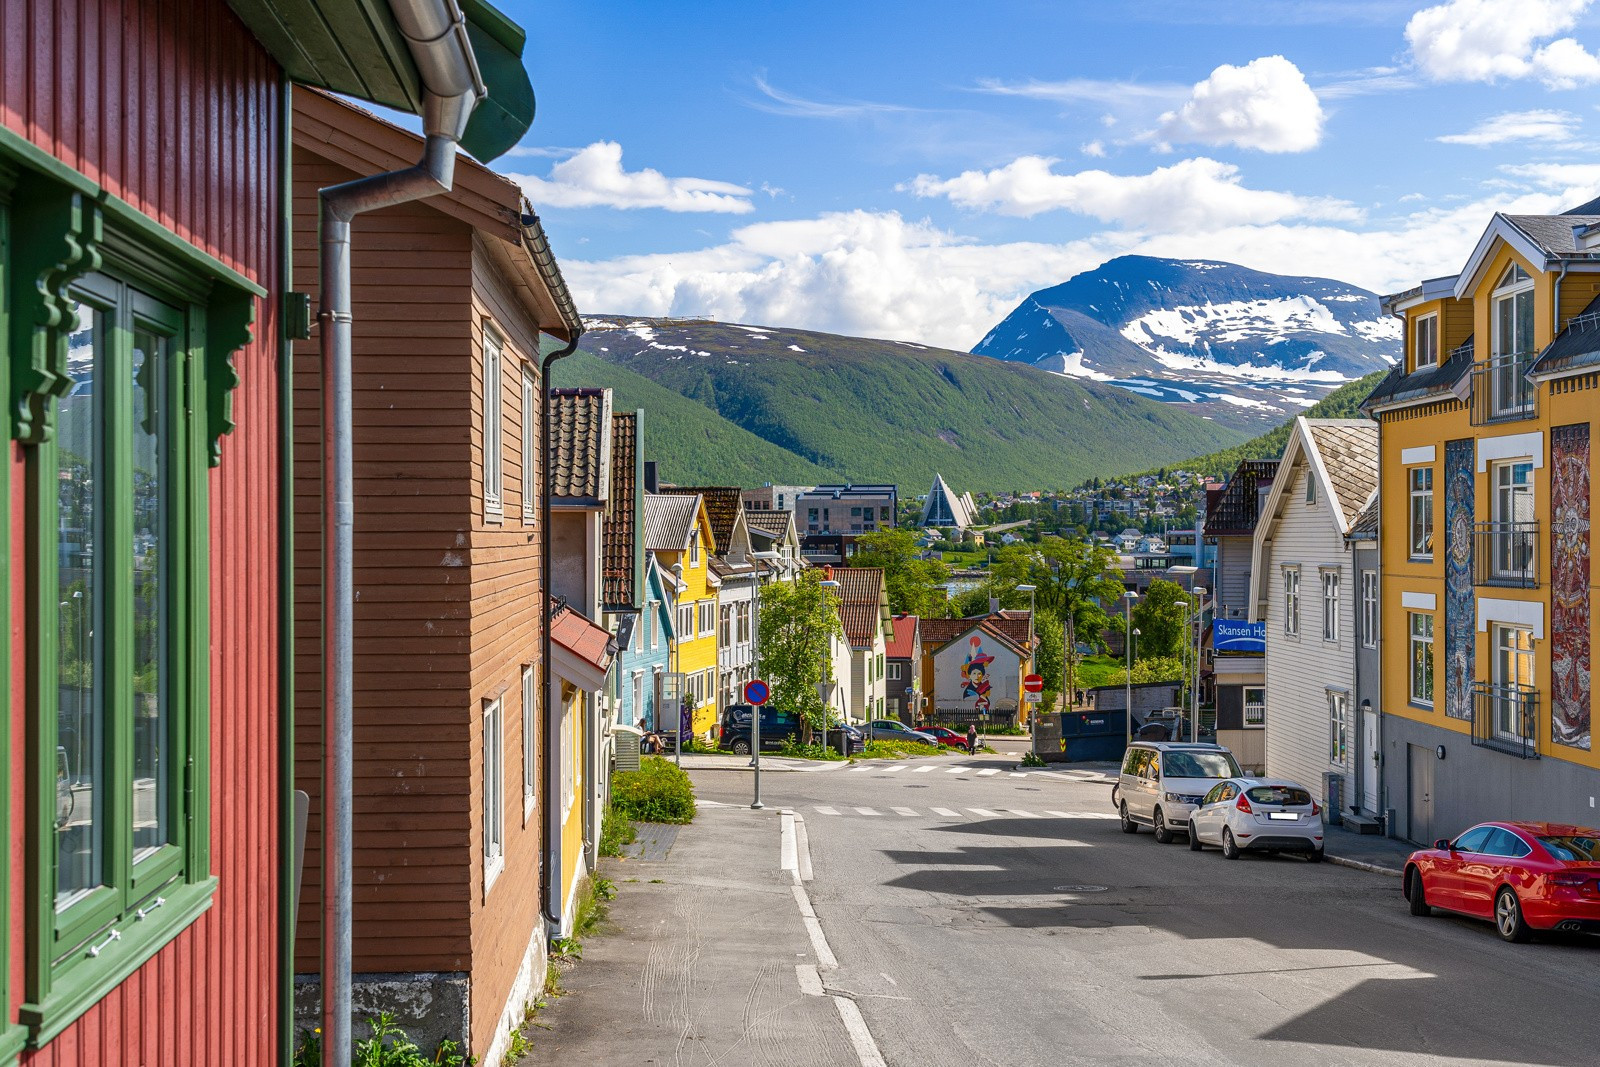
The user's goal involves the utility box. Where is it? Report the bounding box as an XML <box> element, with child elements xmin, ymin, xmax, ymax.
<box><xmin>1324</xmin><ymin>772</ymin><xmax>1344</xmax><ymax>826</ymax></box>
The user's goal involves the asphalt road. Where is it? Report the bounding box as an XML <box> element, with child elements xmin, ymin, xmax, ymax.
<box><xmin>693</xmin><ymin>753</ymin><xmax>1600</xmax><ymax>1067</ymax></box>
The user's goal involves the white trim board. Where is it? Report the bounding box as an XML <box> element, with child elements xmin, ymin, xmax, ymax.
<box><xmin>1401</xmin><ymin>591</ymin><xmax>1437</xmax><ymax>610</ymax></box>
<box><xmin>1477</xmin><ymin>431</ymin><xmax>1544</xmax><ymax>472</ymax></box>
<box><xmin>1401</xmin><ymin>445</ymin><xmax>1436</xmax><ymax>465</ymax></box>
<box><xmin>1476</xmin><ymin>597</ymin><xmax>1545</xmax><ymax>639</ymax></box>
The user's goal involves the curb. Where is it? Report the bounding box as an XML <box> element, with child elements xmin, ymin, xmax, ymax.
<box><xmin>1326</xmin><ymin>854</ymin><xmax>1403</xmax><ymax>877</ymax></box>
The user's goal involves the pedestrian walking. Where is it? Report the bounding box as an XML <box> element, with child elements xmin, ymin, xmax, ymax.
<box><xmin>966</xmin><ymin>723</ymin><xmax>978</xmax><ymax>755</ymax></box>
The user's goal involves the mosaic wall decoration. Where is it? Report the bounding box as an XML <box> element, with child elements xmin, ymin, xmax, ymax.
<box><xmin>1551</xmin><ymin>423</ymin><xmax>1592</xmax><ymax>750</ymax></box>
<box><xmin>1443</xmin><ymin>439</ymin><xmax>1475</xmax><ymax>721</ymax></box>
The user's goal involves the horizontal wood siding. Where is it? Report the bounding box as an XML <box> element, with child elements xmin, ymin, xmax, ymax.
<box><xmin>4</xmin><ymin>1</ymin><xmax>284</xmax><ymax>1064</ymax></box>
<box><xmin>291</xmin><ymin>147</ymin><xmax>476</xmax><ymax>975</ymax></box>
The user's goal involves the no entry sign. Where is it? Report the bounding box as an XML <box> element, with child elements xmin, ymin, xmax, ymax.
<box><xmin>1023</xmin><ymin>674</ymin><xmax>1044</xmax><ymax>694</ymax></box>
<box><xmin>743</xmin><ymin>679</ymin><xmax>771</xmax><ymax>705</ymax></box>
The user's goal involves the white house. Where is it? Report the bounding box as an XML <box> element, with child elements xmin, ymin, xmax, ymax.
<box><xmin>832</xmin><ymin>567</ymin><xmax>891</xmax><ymax>720</ymax></box>
<box><xmin>930</xmin><ymin>620</ymin><xmax>1029</xmax><ymax>727</ymax></box>
<box><xmin>1250</xmin><ymin>417</ymin><xmax>1380</xmax><ymax>814</ymax></box>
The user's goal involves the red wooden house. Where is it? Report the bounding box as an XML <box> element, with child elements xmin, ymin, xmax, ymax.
<box><xmin>0</xmin><ymin>1</ymin><xmax>537</xmax><ymax>1064</ymax></box>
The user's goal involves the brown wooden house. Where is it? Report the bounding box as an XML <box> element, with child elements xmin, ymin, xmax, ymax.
<box><xmin>289</xmin><ymin>88</ymin><xmax>580</xmax><ymax>1064</ymax></box>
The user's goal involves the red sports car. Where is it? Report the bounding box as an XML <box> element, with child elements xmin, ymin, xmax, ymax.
<box><xmin>1403</xmin><ymin>821</ymin><xmax>1600</xmax><ymax>942</ymax></box>
<box><xmin>916</xmin><ymin>725</ymin><xmax>969</xmax><ymax>749</ymax></box>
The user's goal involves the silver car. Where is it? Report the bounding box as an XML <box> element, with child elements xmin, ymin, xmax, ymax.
<box><xmin>1187</xmin><ymin>777</ymin><xmax>1325</xmax><ymax>861</ymax></box>
<box><xmin>1116</xmin><ymin>742</ymin><xmax>1242</xmax><ymax>843</ymax></box>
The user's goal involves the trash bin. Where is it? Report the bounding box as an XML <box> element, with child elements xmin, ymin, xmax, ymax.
<box><xmin>1059</xmin><ymin>709</ymin><xmax>1128</xmax><ymax>762</ymax></box>
<box><xmin>1323</xmin><ymin>772</ymin><xmax>1344</xmax><ymax>826</ymax></box>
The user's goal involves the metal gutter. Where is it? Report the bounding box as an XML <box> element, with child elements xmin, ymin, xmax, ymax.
<box><xmin>277</xmin><ymin>76</ymin><xmax>297</xmax><ymax>1067</ymax></box>
<box><xmin>317</xmin><ymin>2</ymin><xmax>484</xmax><ymax>1064</ymax></box>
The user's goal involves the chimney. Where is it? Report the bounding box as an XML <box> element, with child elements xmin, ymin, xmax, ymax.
<box><xmin>644</xmin><ymin>460</ymin><xmax>658</xmax><ymax>493</ymax></box>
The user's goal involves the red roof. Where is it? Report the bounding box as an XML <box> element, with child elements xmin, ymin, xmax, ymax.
<box><xmin>550</xmin><ymin>597</ymin><xmax>613</xmax><ymax>671</ymax></box>
<box><xmin>886</xmin><ymin>615</ymin><xmax>920</xmax><ymax>659</ymax></box>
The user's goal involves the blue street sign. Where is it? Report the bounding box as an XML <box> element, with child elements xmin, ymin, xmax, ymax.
<box><xmin>1213</xmin><ymin>618</ymin><xmax>1266</xmax><ymax>654</ymax></box>
<box><xmin>743</xmin><ymin>679</ymin><xmax>771</xmax><ymax>705</ymax></box>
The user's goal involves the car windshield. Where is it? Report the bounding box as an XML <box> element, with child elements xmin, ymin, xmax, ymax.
<box><xmin>1539</xmin><ymin>835</ymin><xmax>1600</xmax><ymax>861</ymax></box>
<box><xmin>1162</xmin><ymin>751</ymin><xmax>1240</xmax><ymax>779</ymax></box>
<box><xmin>1246</xmin><ymin>785</ymin><xmax>1311</xmax><ymax>806</ymax></box>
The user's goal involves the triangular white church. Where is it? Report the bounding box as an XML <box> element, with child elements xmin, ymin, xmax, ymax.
<box><xmin>921</xmin><ymin>473</ymin><xmax>977</xmax><ymax>530</ymax></box>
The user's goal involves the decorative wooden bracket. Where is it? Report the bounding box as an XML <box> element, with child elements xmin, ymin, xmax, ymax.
<box><xmin>204</xmin><ymin>288</ymin><xmax>254</xmax><ymax>467</ymax></box>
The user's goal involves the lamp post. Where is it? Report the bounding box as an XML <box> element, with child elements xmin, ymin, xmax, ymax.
<box><xmin>1192</xmin><ymin>585</ymin><xmax>1208</xmax><ymax>743</ymax></box>
<box><xmin>1016</xmin><ymin>583</ymin><xmax>1037</xmax><ymax>756</ymax></box>
<box><xmin>673</xmin><ymin>562</ymin><xmax>684</xmax><ymax>769</ymax></box>
<box><xmin>1123</xmin><ymin>590</ymin><xmax>1139</xmax><ymax>747</ymax></box>
<box><xmin>818</xmin><ymin>579</ymin><xmax>841</xmax><ymax>749</ymax></box>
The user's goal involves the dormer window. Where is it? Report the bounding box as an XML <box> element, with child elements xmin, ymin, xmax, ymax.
<box><xmin>1413</xmin><ymin>312</ymin><xmax>1438</xmax><ymax>371</ymax></box>
<box><xmin>690</xmin><ymin>533</ymin><xmax>700</xmax><ymax>566</ymax></box>
<box><xmin>1488</xmin><ymin>263</ymin><xmax>1536</xmax><ymax>418</ymax></box>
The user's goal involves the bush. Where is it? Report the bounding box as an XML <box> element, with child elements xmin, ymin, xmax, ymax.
<box><xmin>778</xmin><ymin>737</ymin><xmax>845</xmax><ymax>761</ymax></box>
<box><xmin>599</xmin><ymin>802</ymin><xmax>637</xmax><ymax>857</ymax></box>
<box><xmin>611</xmin><ymin>757</ymin><xmax>696</xmax><ymax>824</ymax></box>
<box><xmin>1020</xmin><ymin>751</ymin><xmax>1047</xmax><ymax>768</ymax></box>
<box><xmin>292</xmin><ymin>1013</ymin><xmax>473</xmax><ymax>1067</ymax></box>
<box><xmin>861</xmin><ymin>739</ymin><xmax>944</xmax><ymax>760</ymax></box>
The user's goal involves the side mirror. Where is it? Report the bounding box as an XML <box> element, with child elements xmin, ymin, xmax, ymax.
<box><xmin>1433</xmin><ymin>838</ymin><xmax>1453</xmax><ymax>851</ymax></box>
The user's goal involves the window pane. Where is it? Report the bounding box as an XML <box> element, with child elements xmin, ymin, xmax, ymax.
<box><xmin>58</xmin><ymin>303</ymin><xmax>104</xmax><ymax>909</ymax></box>
<box><xmin>132</xmin><ymin>329</ymin><xmax>169</xmax><ymax>859</ymax></box>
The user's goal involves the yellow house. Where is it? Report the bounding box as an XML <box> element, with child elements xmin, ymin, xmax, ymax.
<box><xmin>644</xmin><ymin>493</ymin><xmax>721</xmax><ymax>739</ymax></box>
<box><xmin>1364</xmin><ymin>201</ymin><xmax>1600</xmax><ymax>844</ymax></box>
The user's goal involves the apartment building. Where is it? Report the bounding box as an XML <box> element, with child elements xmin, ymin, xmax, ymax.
<box><xmin>798</xmin><ymin>484</ymin><xmax>898</xmax><ymax>535</ymax></box>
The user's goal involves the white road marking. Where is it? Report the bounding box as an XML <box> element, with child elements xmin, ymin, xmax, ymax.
<box><xmin>832</xmin><ymin>993</ymin><xmax>889</xmax><ymax>1067</ymax></box>
<box><xmin>1010</xmin><ymin>772</ymin><xmax>1028</xmax><ymax>778</ymax></box>
<box><xmin>1009</xmin><ymin>809</ymin><xmax>1041</xmax><ymax>818</ymax></box>
<box><xmin>848</xmin><ymin>765</ymin><xmax>871</xmax><ymax>772</ymax></box>
<box><xmin>780</xmin><ymin>811</ymin><xmax>799</xmax><ymax>874</ymax></box>
<box><xmin>1045</xmin><ymin>811</ymin><xmax>1075</xmax><ymax>819</ymax></box>
<box><xmin>815</xmin><ymin>806</ymin><xmax>840</xmax><ymax>816</ymax></box>
<box><xmin>976</xmin><ymin>769</ymin><xmax>1000</xmax><ymax>777</ymax></box>
<box><xmin>882</xmin><ymin>765</ymin><xmax>904</xmax><ymax>773</ymax></box>
<box><xmin>804</xmin><ymin>915</ymin><xmax>838</xmax><ymax>969</ymax></box>
<box><xmin>797</xmin><ymin>964</ymin><xmax>825</xmax><ymax>997</ymax></box>
<box><xmin>931</xmin><ymin>807</ymin><xmax>961</xmax><ymax>817</ymax></box>
<box><xmin>795</xmin><ymin>814</ymin><xmax>814</xmax><ymax>881</ymax></box>
<box><xmin>791</xmin><ymin>884</ymin><xmax>816</xmax><ymax>918</ymax></box>
<box><xmin>891</xmin><ymin>807</ymin><xmax>918</xmax><ymax>817</ymax></box>
<box><xmin>913</xmin><ymin>766</ymin><xmax>935</xmax><ymax>773</ymax></box>
<box><xmin>945</xmin><ymin>766</ymin><xmax>969</xmax><ymax>774</ymax></box>
<box><xmin>854</xmin><ymin>807</ymin><xmax>882</xmax><ymax>816</ymax></box>
<box><xmin>881</xmin><ymin>973</ymin><xmax>897</xmax><ymax>986</ymax></box>
<box><xmin>967</xmin><ymin>807</ymin><xmax>1001</xmax><ymax>818</ymax></box>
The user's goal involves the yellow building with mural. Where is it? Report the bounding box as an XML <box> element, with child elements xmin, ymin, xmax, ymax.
<box><xmin>643</xmin><ymin>493</ymin><xmax>721</xmax><ymax>739</ymax></box>
<box><xmin>1363</xmin><ymin>201</ymin><xmax>1600</xmax><ymax>845</ymax></box>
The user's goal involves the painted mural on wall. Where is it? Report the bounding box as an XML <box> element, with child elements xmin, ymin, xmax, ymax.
<box><xmin>933</xmin><ymin>628</ymin><xmax>1021</xmax><ymax>721</ymax></box>
<box><xmin>1443</xmin><ymin>439</ymin><xmax>1475</xmax><ymax>722</ymax></box>
<box><xmin>961</xmin><ymin>634</ymin><xmax>996</xmax><ymax>716</ymax></box>
<box><xmin>1551</xmin><ymin>423</ymin><xmax>1592</xmax><ymax>750</ymax></box>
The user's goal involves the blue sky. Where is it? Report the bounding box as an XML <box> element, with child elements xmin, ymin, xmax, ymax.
<box><xmin>482</xmin><ymin>0</ymin><xmax>1600</xmax><ymax>349</ymax></box>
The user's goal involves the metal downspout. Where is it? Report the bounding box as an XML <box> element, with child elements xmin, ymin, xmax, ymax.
<box><xmin>318</xmin><ymin>3</ymin><xmax>482</xmax><ymax>1063</ymax></box>
<box><xmin>540</xmin><ymin>332</ymin><xmax>582</xmax><ymax>929</ymax></box>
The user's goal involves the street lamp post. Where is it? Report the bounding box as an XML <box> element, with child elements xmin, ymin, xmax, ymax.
<box><xmin>673</xmin><ymin>563</ymin><xmax>684</xmax><ymax>769</ymax></box>
<box><xmin>1192</xmin><ymin>586</ymin><xmax>1208</xmax><ymax>743</ymax></box>
<box><xmin>1016</xmin><ymin>583</ymin><xmax>1037</xmax><ymax>756</ymax></box>
<box><xmin>817</xmin><ymin>579</ymin><xmax>841</xmax><ymax>750</ymax></box>
<box><xmin>1123</xmin><ymin>590</ymin><xmax>1139</xmax><ymax>747</ymax></box>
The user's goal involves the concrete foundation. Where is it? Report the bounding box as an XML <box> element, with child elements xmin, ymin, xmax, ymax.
<box><xmin>293</xmin><ymin>971</ymin><xmax>471</xmax><ymax>1058</ymax></box>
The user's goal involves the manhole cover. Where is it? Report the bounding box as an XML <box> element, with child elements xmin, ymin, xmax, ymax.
<box><xmin>1054</xmin><ymin>884</ymin><xmax>1109</xmax><ymax>893</ymax></box>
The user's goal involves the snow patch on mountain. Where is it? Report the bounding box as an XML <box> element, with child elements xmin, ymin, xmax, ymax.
<box><xmin>1353</xmin><ymin>318</ymin><xmax>1403</xmax><ymax>342</ymax></box>
<box><xmin>1144</xmin><ymin>346</ymin><xmax>1351</xmax><ymax>384</ymax></box>
<box><xmin>1043</xmin><ymin>351</ymin><xmax>1115</xmax><ymax>381</ymax></box>
<box><xmin>1120</xmin><ymin>295</ymin><xmax>1347</xmax><ymax>347</ymax></box>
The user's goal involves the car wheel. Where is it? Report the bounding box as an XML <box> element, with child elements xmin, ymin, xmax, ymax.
<box><xmin>1221</xmin><ymin>829</ymin><xmax>1241</xmax><ymax>860</ymax></box>
<box><xmin>1406</xmin><ymin>869</ymin><xmax>1432</xmax><ymax>916</ymax></box>
<box><xmin>1306</xmin><ymin>848</ymin><xmax>1324</xmax><ymax>864</ymax></box>
<box><xmin>731</xmin><ymin>739</ymin><xmax>751</xmax><ymax>756</ymax></box>
<box><xmin>1188</xmin><ymin>825</ymin><xmax>1203</xmax><ymax>851</ymax></box>
<box><xmin>1153</xmin><ymin>808</ymin><xmax>1173</xmax><ymax>844</ymax></box>
<box><xmin>1495</xmin><ymin>886</ymin><xmax>1532</xmax><ymax>943</ymax></box>
<box><xmin>1119</xmin><ymin>801</ymin><xmax>1139</xmax><ymax>834</ymax></box>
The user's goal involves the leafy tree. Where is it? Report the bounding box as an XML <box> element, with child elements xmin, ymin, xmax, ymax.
<box><xmin>988</xmin><ymin>537</ymin><xmax>1125</xmax><ymax>650</ymax></box>
<box><xmin>851</xmin><ymin>529</ymin><xmax>952</xmax><ymax>618</ymax></box>
<box><xmin>1033</xmin><ymin>610</ymin><xmax>1064</xmax><ymax>710</ymax></box>
<box><xmin>1106</xmin><ymin>655</ymin><xmax>1187</xmax><ymax>686</ymax></box>
<box><xmin>757</xmin><ymin>572</ymin><xmax>844</xmax><ymax>742</ymax></box>
<box><xmin>1131</xmin><ymin>578</ymin><xmax>1193</xmax><ymax>661</ymax></box>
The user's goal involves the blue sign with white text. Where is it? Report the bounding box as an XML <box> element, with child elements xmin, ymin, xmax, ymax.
<box><xmin>1213</xmin><ymin>619</ymin><xmax>1266</xmax><ymax>654</ymax></box>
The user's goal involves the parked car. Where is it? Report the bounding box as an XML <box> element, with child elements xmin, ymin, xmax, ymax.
<box><xmin>1116</xmin><ymin>742</ymin><xmax>1242</xmax><ymax>843</ymax></box>
<box><xmin>1187</xmin><ymin>778</ymin><xmax>1324</xmax><ymax>861</ymax></box>
<box><xmin>862</xmin><ymin>719</ymin><xmax>938</xmax><ymax>745</ymax></box>
<box><xmin>718</xmin><ymin>703</ymin><xmax>801</xmax><ymax>755</ymax></box>
<box><xmin>915</xmin><ymin>725</ymin><xmax>968</xmax><ymax>749</ymax></box>
<box><xmin>1403</xmin><ymin>822</ymin><xmax>1600</xmax><ymax>942</ymax></box>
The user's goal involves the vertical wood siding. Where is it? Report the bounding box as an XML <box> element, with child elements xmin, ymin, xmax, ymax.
<box><xmin>3</xmin><ymin>1</ymin><xmax>283</xmax><ymax>1064</ymax></box>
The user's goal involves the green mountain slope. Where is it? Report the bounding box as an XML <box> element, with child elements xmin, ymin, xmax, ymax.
<box><xmin>1175</xmin><ymin>369</ymin><xmax>1391</xmax><ymax>478</ymax></box>
<box><xmin>570</xmin><ymin>318</ymin><xmax>1247</xmax><ymax>490</ymax></box>
<box><xmin>556</xmin><ymin>350</ymin><xmax>837</xmax><ymax>485</ymax></box>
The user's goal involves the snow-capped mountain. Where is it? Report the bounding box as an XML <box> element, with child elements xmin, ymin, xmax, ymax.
<box><xmin>973</xmin><ymin>256</ymin><xmax>1400</xmax><ymax>428</ymax></box>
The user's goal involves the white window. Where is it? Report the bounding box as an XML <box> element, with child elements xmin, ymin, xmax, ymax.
<box><xmin>1413</xmin><ymin>312</ymin><xmax>1438</xmax><ymax>371</ymax></box>
<box><xmin>1321</xmin><ymin>569</ymin><xmax>1340</xmax><ymax>642</ymax></box>
<box><xmin>1327</xmin><ymin>690</ymin><xmax>1349</xmax><ymax>765</ymax></box>
<box><xmin>1491</xmin><ymin>460</ymin><xmax>1536</xmax><ymax>578</ymax></box>
<box><xmin>1492</xmin><ymin>624</ymin><xmax>1535</xmax><ymax>741</ymax></box>
<box><xmin>1361</xmin><ymin>570</ymin><xmax>1379</xmax><ymax>648</ymax></box>
<box><xmin>689</xmin><ymin>532</ymin><xmax>700</xmax><ymax>566</ymax></box>
<box><xmin>888</xmin><ymin>662</ymin><xmax>903</xmax><ymax>681</ymax></box>
<box><xmin>522</xmin><ymin>666</ymin><xmax>537</xmax><ymax>819</ymax></box>
<box><xmin>1305</xmin><ymin>472</ymin><xmax>1316</xmax><ymax>505</ymax></box>
<box><xmin>719</xmin><ymin>604</ymin><xmax>731</xmax><ymax>647</ymax></box>
<box><xmin>1409</xmin><ymin>467</ymin><xmax>1434</xmax><ymax>559</ymax></box>
<box><xmin>648</xmin><ymin>601</ymin><xmax>659</xmax><ymax>650</ymax></box>
<box><xmin>1409</xmin><ymin>613</ymin><xmax>1434</xmax><ymax>705</ymax></box>
<box><xmin>699</xmin><ymin>600</ymin><xmax>716</xmax><ymax>637</ymax></box>
<box><xmin>560</xmin><ymin>697</ymin><xmax>578</xmax><ymax>818</ymax></box>
<box><xmin>1491</xmin><ymin>264</ymin><xmax>1535</xmax><ymax>416</ymax></box>
<box><xmin>677</xmin><ymin>602</ymin><xmax>693</xmax><ymax>638</ymax></box>
<box><xmin>484</xmin><ymin>698</ymin><xmax>505</xmax><ymax>889</ymax></box>
<box><xmin>483</xmin><ymin>325</ymin><xmax>504</xmax><ymax>518</ymax></box>
<box><xmin>521</xmin><ymin>369</ymin><xmax>536</xmax><ymax>521</ymax></box>
<box><xmin>1243</xmin><ymin>686</ymin><xmax>1266</xmax><ymax>727</ymax></box>
<box><xmin>1284</xmin><ymin>568</ymin><xmax>1300</xmax><ymax>636</ymax></box>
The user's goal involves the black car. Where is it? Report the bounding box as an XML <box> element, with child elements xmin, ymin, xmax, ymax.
<box><xmin>718</xmin><ymin>704</ymin><xmax>801</xmax><ymax>754</ymax></box>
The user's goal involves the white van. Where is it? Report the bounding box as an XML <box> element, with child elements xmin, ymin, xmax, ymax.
<box><xmin>1115</xmin><ymin>742</ymin><xmax>1242</xmax><ymax>843</ymax></box>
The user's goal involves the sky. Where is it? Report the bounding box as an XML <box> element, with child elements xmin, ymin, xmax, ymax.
<box><xmin>478</xmin><ymin>0</ymin><xmax>1600</xmax><ymax>350</ymax></box>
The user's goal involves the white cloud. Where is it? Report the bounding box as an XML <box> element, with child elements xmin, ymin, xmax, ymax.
<box><xmin>1437</xmin><ymin>109</ymin><xmax>1583</xmax><ymax>145</ymax></box>
<box><xmin>1082</xmin><ymin>140</ymin><xmax>1107</xmax><ymax>158</ymax></box>
<box><xmin>901</xmin><ymin>155</ymin><xmax>1359</xmax><ymax>228</ymax></box>
<box><xmin>973</xmin><ymin>77</ymin><xmax>1187</xmax><ymax>111</ymax></box>
<box><xmin>1406</xmin><ymin>0</ymin><xmax>1600</xmax><ymax>88</ymax></box>
<box><xmin>511</xmin><ymin>141</ymin><xmax>755</xmax><ymax>213</ymax></box>
<box><xmin>1157</xmin><ymin>56</ymin><xmax>1325</xmax><ymax>152</ymax></box>
<box><xmin>750</xmin><ymin>76</ymin><xmax>921</xmax><ymax>118</ymax></box>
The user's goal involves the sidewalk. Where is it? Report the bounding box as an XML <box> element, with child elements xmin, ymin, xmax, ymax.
<box><xmin>533</xmin><ymin>805</ymin><xmax>863</xmax><ymax>1066</ymax></box>
<box><xmin>1322</xmin><ymin>824</ymin><xmax>1413</xmax><ymax>876</ymax></box>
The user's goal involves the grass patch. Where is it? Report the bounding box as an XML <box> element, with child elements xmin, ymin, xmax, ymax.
<box><xmin>612</xmin><ymin>757</ymin><xmax>697</xmax><ymax>824</ymax></box>
<box><xmin>777</xmin><ymin>737</ymin><xmax>845</xmax><ymax>761</ymax></box>
<box><xmin>860</xmin><ymin>738</ymin><xmax>945</xmax><ymax>760</ymax></box>
<box><xmin>1074</xmin><ymin>655</ymin><xmax>1125</xmax><ymax>689</ymax></box>
<box><xmin>599</xmin><ymin>803</ymin><xmax>637</xmax><ymax>858</ymax></box>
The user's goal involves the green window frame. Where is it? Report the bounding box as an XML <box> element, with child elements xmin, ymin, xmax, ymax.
<box><xmin>1</xmin><ymin>125</ymin><xmax>260</xmax><ymax>1051</ymax></box>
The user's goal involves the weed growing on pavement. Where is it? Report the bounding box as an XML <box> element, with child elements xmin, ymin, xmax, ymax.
<box><xmin>612</xmin><ymin>757</ymin><xmax>696</xmax><ymax>823</ymax></box>
<box><xmin>860</xmin><ymin>739</ymin><xmax>944</xmax><ymax>760</ymax></box>
<box><xmin>599</xmin><ymin>803</ymin><xmax>637</xmax><ymax>857</ymax></box>
<box><xmin>550</xmin><ymin>936</ymin><xmax>582</xmax><ymax>960</ymax></box>
<box><xmin>291</xmin><ymin>1013</ymin><xmax>475</xmax><ymax>1067</ymax></box>
<box><xmin>778</xmin><ymin>737</ymin><xmax>844</xmax><ymax>761</ymax></box>
<box><xmin>1020</xmin><ymin>752</ymin><xmax>1047</xmax><ymax>768</ymax></box>
<box><xmin>649</xmin><ymin>878</ymin><xmax>665</xmax><ymax>883</ymax></box>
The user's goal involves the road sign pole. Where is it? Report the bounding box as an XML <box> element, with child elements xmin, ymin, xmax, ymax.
<box><xmin>744</xmin><ymin>679</ymin><xmax>771</xmax><ymax>811</ymax></box>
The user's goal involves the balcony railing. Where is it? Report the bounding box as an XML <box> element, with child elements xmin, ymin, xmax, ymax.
<box><xmin>1243</xmin><ymin>702</ymin><xmax>1265</xmax><ymax>727</ymax></box>
<box><xmin>1471</xmin><ymin>682</ymin><xmax>1540</xmax><ymax>759</ymax></box>
<box><xmin>1473</xmin><ymin>521</ymin><xmax>1540</xmax><ymax>588</ymax></box>
<box><xmin>1470</xmin><ymin>351</ymin><xmax>1538</xmax><ymax>425</ymax></box>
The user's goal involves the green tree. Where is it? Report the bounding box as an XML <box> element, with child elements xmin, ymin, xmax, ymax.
<box><xmin>757</xmin><ymin>572</ymin><xmax>844</xmax><ymax>742</ymax></box>
<box><xmin>850</xmin><ymin>529</ymin><xmax>952</xmax><ymax>618</ymax></box>
<box><xmin>1106</xmin><ymin>655</ymin><xmax>1187</xmax><ymax>686</ymax></box>
<box><xmin>1033</xmin><ymin>610</ymin><xmax>1064</xmax><ymax>710</ymax></box>
<box><xmin>1131</xmin><ymin>579</ymin><xmax>1192</xmax><ymax>661</ymax></box>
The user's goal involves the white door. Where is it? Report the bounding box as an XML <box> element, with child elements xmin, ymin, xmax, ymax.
<box><xmin>1361</xmin><ymin>707</ymin><xmax>1379</xmax><ymax>813</ymax></box>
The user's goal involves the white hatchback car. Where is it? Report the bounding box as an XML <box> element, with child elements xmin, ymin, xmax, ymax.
<box><xmin>1187</xmin><ymin>777</ymin><xmax>1325</xmax><ymax>862</ymax></box>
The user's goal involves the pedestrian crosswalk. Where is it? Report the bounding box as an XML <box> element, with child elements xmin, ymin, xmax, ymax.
<box><xmin>841</xmin><ymin>762</ymin><xmax>1111</xmax><ymax>782</ymax></box>
<box><xmin>807</xmin><ymin>806</ymin><xmax>1120</xmax><ymax>821</ymax></box>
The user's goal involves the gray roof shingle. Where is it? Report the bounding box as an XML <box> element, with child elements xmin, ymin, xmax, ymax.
<box><xmin>1304</xmin><ymin>419</ymin><xmax>1379</xmax><ymax>533</ymax></box>
<box><xmin>644</xmin><ymin>493</ymin><xmax>702</xmax><ymax>554</ymax></box>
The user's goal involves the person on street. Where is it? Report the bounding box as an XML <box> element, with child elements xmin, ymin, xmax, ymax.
<box><xmin>966</xmin><ymin>723</ymin><xmax>978</xmax><ymax>755</ymax></box>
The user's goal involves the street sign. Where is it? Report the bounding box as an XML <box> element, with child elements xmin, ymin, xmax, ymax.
<box><xmin>743</xmin><ymin>679</ymin><xmax>771</xmax><ymax>706</ymax></box>
<box><xmin>1025</xmin><ymin>692</ymin><xmax>1041</xmax><ymax>702</ymax></box>
<box><xmin>1023</xmin><ymin>674</ymin><xmax>1044</xmax><ymax>694</ymax></box>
